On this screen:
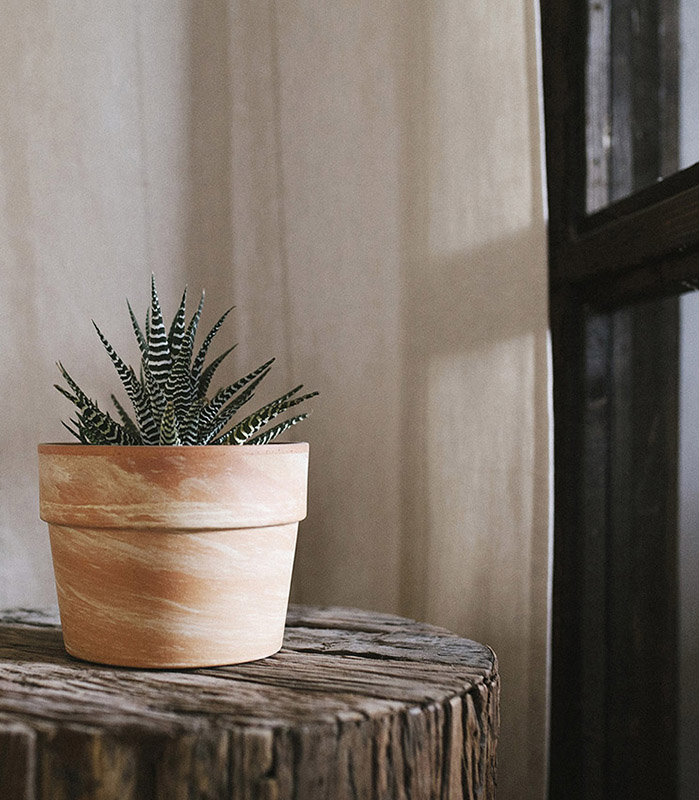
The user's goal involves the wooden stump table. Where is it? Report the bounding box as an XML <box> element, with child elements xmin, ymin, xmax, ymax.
<box><xmin>0</xmin><ymin>606</ymin><xmax>499</xmax><ymax>800</ymax></box>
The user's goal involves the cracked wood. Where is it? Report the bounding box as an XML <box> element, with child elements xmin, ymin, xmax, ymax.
<box><xmin>0</xmin><ymin>605</ymin><xmax>499</xmax><ymax>799</ymax></box>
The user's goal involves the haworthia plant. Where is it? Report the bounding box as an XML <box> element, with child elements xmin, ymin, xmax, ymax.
<box><xmin>56</xmin><ymin>275</ymin><xmax>317</xmax><ymax>446</ymax></box>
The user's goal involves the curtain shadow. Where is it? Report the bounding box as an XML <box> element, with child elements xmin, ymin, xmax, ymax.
<box><xmin>396</xmin><ymin>5</ymin><xmax>550</xmax><ymax>799</ymax></box>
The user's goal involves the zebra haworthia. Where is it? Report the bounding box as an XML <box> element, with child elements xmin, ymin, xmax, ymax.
<box><xmin>55</xmin><ymin>276</ymin><xmax>317</xmax><ymax>447</ymax></box>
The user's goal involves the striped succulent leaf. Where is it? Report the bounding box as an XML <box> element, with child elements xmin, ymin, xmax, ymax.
<box><xmin>61</xmin><ymin>418</ymin><xmax>85</xmax><ymax>443</ymax></box>
<box><xmin>184</xmin><ymin>291</ymin><xmax>205</xmax><ymax>349</ymax></box>
<box><xmin>56</xmin><ymin>277</ymin><xmax>316</xmax><ymax>446</ymax></box>
<box><xmin>143</xmin><ymin>358</ymin><xmax>168</xmax><ymax>422</ymax></box>
<box><xmin>200</xmin><ymin>388</ymin><xmax>256</xmax><ymax>444</ymax></box>
<box><xmin>79</xmin><ymin>405</ymin><xmax>134</xmax><ymax>445</ymax></box>
<box><xmin>167</xmin><ymin>287</ymin><xmax>188</xmax><ymax>362</ymax></box>
<box><xmin>92</xmin><ymin>323</ymin><xmax>159</xmax><ymax>444</ymax></box>
<box><xmin>197</xmin><ymin>345</ymin><xmax>236</xmax><ymax>400</ymax></box>
<box><xmin>55</xmin><ymin>362</ymin><xmax>92</xmax><ymax>406</ymax></box>
<box><xmin>191</xmin><ymin>306</ymin><xmax>234</xmax><ymax>387</ymax></box>
<box><xmin>215</xmin><ymin>389</ymin><xmax>319</xmax><ymax>445</ymax></box>
<box><xmin>54</xmin><ymin>366</ymin><xmax>135</xmax><ymax>445</ymax></box>
<box><xmin>54</xmin><ymin>383</ymin><xmax>87</xmax><ymax>416</ymax></box>
<box><xmin>198</xmin><ymin>369</ymin><xmax>274</xmax><ymax>444</ymax></box>
<box><xmin>246</xmin><ymin>413</ymin><xmax>309</xmax><ymax>446</ymax></box>
<box><xmin>92</xmin><ymin>323</ymin><xmax>135</xmax><ymax>391</ymax></box>
<box><xmin>165</xmin><ymin>343</ymin><xmax>195</xmax><ymax>419</ymax></box>
<box><xmin>147</xmin><ymin>274</ymin><xmax>171</xmax><ymax>389</ymax></box>
<box><xmin>111</xmin><ymin>394</ymin><xmax>142</xmax><ymax>443</ymax></box>
<box><xmin>180</xmin><ymin>399</ymin><xmax>204</xmax><ymax>445</ymax></box>
<box><xmin>198</xmin><ymin>359</ymin><xmax>274</xmax><ymax>432</ymax></box>
<box><xmin>64</xmin><ymin>415</ymin><xmax>91</xmax><ymax>444</ymax></box>
<box><xmin>159</xmin><ymin>402</ymin><xmax>181</xmax><ymax>446</ymax></box>
<box><xmin>163</xmin><ymin>290</ymin><xmax>205</xmax><ymax>406</ymax></box>
<box><xmin>127</xmin><ymin>300</ymin><xmax>147</xmax><ymax>358</ymax></box>
<box><xmin>128</xmin><ymin>365</ymin><xmax>159</xmax><ymax>445</ymax></box>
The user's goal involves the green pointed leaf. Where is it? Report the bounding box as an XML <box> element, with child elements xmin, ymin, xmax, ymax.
<box><xmin>148</xmin><ymin>274</ymin><xmax>171</xmax><ymax>388</ymax></box>
<box><xmin>159</xmin><ymin>402</ymin><xmax>181</xmax><ymax>445</ymax></box>
<box><xmin>92</xmin><ymin>323</ymin><xmax>159</xmax><ymax>444</ymax></box>
<box><xmin>199</xmin><ymin>368</ymin><xmax>275</xmax><ymax>444</ymax></box>
<box><xmin>191</xmin><ymin>306</ymin><xmax>234</xmax><ymax>386</ymax></box>
<box><xmin>143</xmin><ymin>357</ymin><xmax>167</xmax><ymax>422</ymax></box>
<box><xmin>197</xmin><ymin>345</ymin><xmax>237</xmax><ymax>400</ymax></box>
<box><xmin>61</xmin><ymin>419</ymin><xmax>85</xmax><ymax>443</ymax></box>
<box><xmin>167</xmin><ymin>287</ymin><xmax>188</xmax><ymax>362</ymax></box>
<box><xmin>55</xmin><ymin>363</ymin><xmax>90</xmax><ymax>407</ymax></box>
<box><xmin>111</xmin><ymin>394</ymin><xmax>141</xmax><ymax>443</ymax></box>
<box><xmin>162</xmin><ymin>289</ymin><xmax>204</xmax><ymax>411</ymax></box>
<box><xmin>180</xmin><ymin>399</ymin><xmax>204</xmax><ymax>445</ymax></box>
<box><xmin>55</xmin><ymin>365</ymin><xmax>134</xmax><ymax>445</ymax></box>
<box><xmin>81</xmin><ymin>406</ymin><xmax>132</xmax><ymax>444</ymax></box>
<box><xmin>184</xmin><ymin>291</ymin><xmax>205</xmax><ymax>352</ymax></box>
<box><xmin>215</xmin><ymin>389</ymin><xmax>318</xmax><ymax>445</ymax></box>
<box><xmin>127</xmin><ymin>299</ymin><xmax>147</xmax><ymax>358</ymax></box>
<box><xmin>164</xmin><ymin>341</ymin><xmax>194</xmax><ymax>417</ymax></box>
<box><xmin>245</xmin><ymin>413</ymin><xmax>310</xmax><ymax>445</ymax></box>
<box><xmin>199</xmin><ymin>359</ymin><xmax>274</xmax><ymax>432</ymax></box>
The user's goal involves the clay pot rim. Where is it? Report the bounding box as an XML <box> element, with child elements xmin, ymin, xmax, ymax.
<box><xmin>38</xmin><ymin>442</ymin><xmax>309</xmax><ymax>456</ymax></box>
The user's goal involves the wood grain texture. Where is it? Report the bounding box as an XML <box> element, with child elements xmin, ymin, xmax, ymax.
<box><xmin>0</xmin><ymin>606</ymin><xmax>498</xmax><ymax>800</ymax></box>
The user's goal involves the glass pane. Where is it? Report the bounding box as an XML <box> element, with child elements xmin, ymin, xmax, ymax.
<box><xmin>680</xmin><ymin>1</ymin><xmax>699</xmax><ymax>170</ymax></box>
<box><xmin>586</xmin><ymin>0</ymin><xmax>699</xmax><ymax>213</ymax></box>
<box><xmin>581</xmin><ymin>295</ymin><xmax>679</xmax><ymax>796</ymax></box>
<box><xmin>579</xmin><ymin>290</ymin><xmax>699</xmax><ymax>796</ymax></box>
<box><xmin>679</xmin><ymin>291</ymin><xmax>699</xmax><ymax>799</ymax></box>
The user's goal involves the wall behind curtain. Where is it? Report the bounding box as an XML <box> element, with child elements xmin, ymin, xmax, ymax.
<box><xmin>0</xmin><ymin>2</ymin><xmax>549</xmax><ymax>797</ymax></box>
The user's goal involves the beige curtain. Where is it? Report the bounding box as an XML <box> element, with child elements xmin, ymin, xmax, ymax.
<box><xmin>0</xmin><ymin>2</ymin><xmax>550</xmax><ymax>797</ymax></box>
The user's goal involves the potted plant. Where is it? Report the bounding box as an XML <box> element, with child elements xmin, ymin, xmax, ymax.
<box><xmin>38</xmin><ymin>276</ymin><xmax>317</xmax><ymax>668</ymax></box>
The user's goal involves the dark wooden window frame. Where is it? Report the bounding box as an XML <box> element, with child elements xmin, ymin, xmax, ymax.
<box><xmin>541</xmin><ymin>1</ymin><xmax>699</xmax><ymax>798</ymax></box>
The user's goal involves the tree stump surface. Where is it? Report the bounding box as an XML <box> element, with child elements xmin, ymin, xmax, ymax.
<box><xmin>0</xmin><ymin>605</ymin><xmax>499</xmax><ymax>800</ymax></box>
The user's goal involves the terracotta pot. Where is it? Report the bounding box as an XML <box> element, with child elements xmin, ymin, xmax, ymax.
<box><xmin>38</xmin><ymin>443</ymin><xmax>309</xmax><ymax>668</ymax></box>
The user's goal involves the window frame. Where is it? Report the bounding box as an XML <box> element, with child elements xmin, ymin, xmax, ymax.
<box><xmin>541</xmin><ymin>0</ymin><xmax>699</xmax><ymax>797</ymax></box>
<box><xmin>543</xmin><ymin>0</ymin><xmax>699</xmax><ymax>302</ymax></box>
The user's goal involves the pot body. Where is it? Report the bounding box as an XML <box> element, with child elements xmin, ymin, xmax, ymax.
<box><xmin>38</xmin><ymin>443</ymin><xmax>309</xmax><ymax>668</ymax></box>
